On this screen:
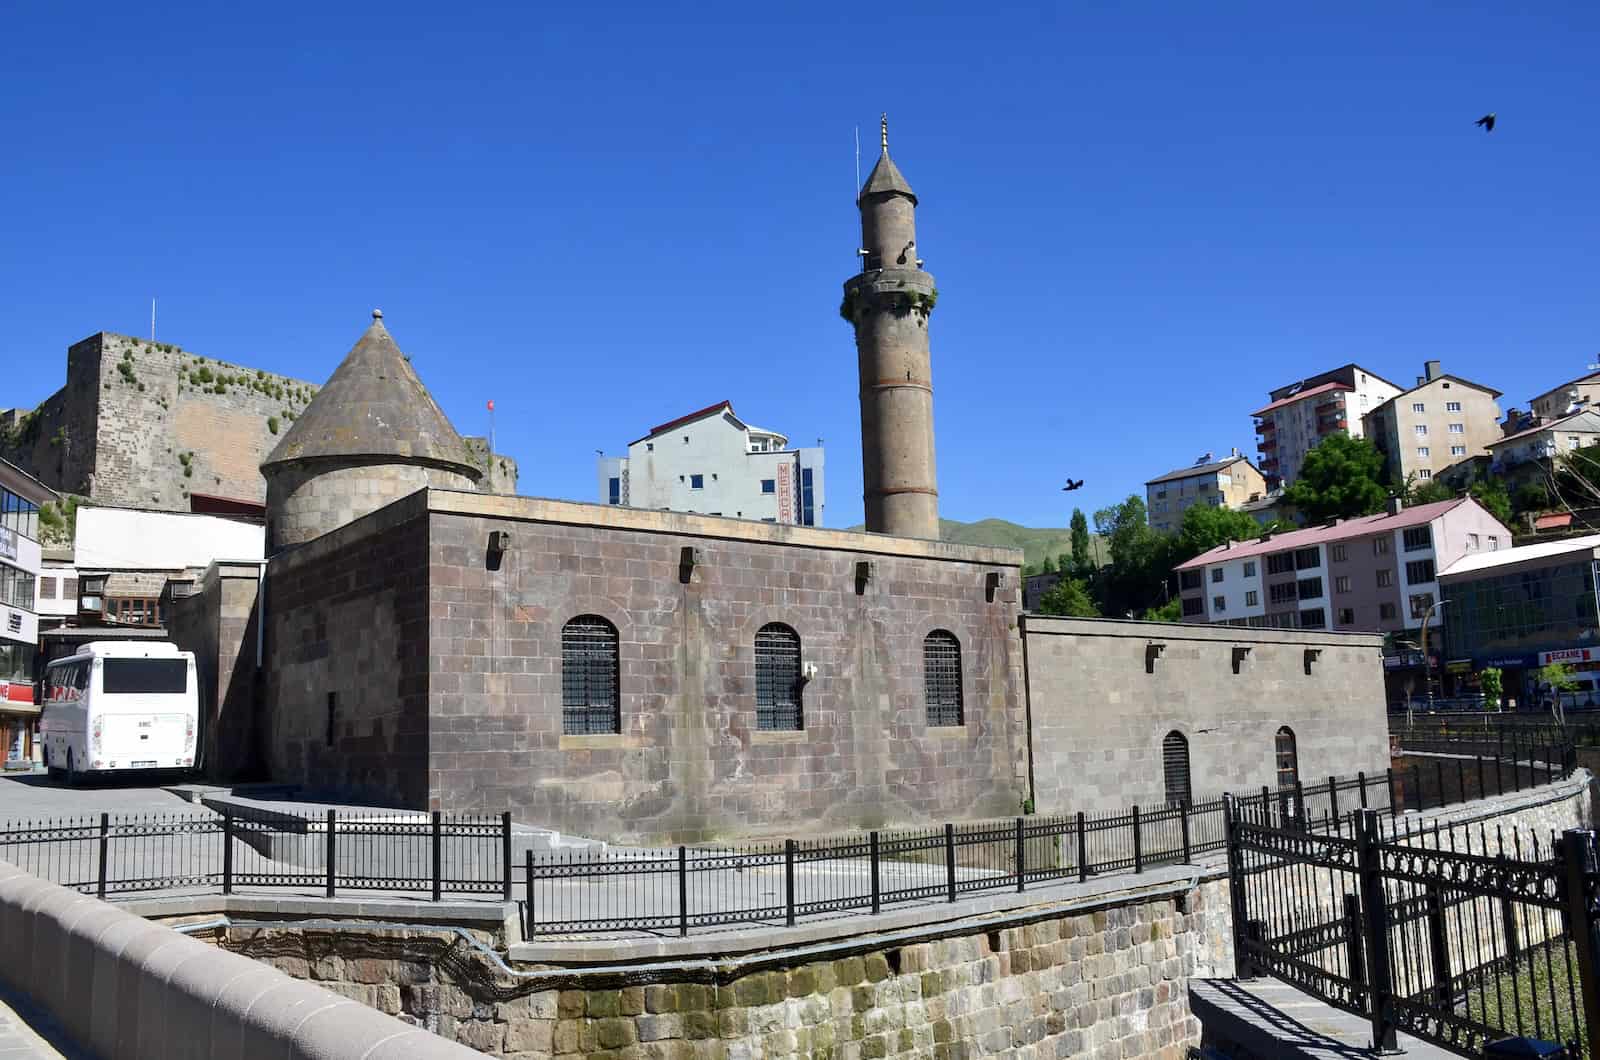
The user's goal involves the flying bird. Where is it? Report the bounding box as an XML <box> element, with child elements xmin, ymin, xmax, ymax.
<box><xmin>1062</xmin><ymin>479</ymin><xmax>1084</xmax><ymax>492</ymax></box>
<box><xmin>1475</xmin><ymin>113</ymin><xmax>1496</xmax><ymax>132</ymax></box>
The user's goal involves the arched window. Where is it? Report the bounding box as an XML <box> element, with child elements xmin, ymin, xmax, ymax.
<box><xmin>562</xmin><ymin>616</ymin><xmax>620</xmax><ymax>735</ymax></box>
<box><xmin>755</xmin><ymin>623</ymin><xmax>803</xmax><ymax>731</ymax></box>
<box><xmin>1275</xmin><ymin>726</ymin><xmax>1299</xmax><ymax>790</ymax></box>
<box><xmin>1162</xmin><ymin>731</ymin><xmax>1191</xmax><ymax>807</ymax></box>
<box><xmin>924</xmin><ymin>630</ymin><xmax>964</xmax><ymax>727</ymax></box>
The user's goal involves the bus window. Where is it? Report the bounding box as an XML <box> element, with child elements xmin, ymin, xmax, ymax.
<box><xmin>102</xmin><ymin>659</ymin><xmax>188</xmax><ymax>695</ymax></box>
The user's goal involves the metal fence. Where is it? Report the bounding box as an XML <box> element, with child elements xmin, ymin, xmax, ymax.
<box><xmin>0</xmin><ymin>809</ymin><xmax>513</xmax><ymax>902</ymax></box>
<box><xmin>1228</xmin><ymin>793</ymin><xmax>1600</xmax><ymax>1058</ymax></box>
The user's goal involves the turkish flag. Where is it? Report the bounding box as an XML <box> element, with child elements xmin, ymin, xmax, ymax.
<box><xmin>487</xmin><ymin>400</ymin><xmax>495</xmax><ymax>412</ymax></box>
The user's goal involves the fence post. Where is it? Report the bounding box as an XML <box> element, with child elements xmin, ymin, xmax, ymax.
<box><xmin>1132</xmin><ymin>807</ymin><xmax>1142</xmax><ymax>873</ymax></box>
<box><xmin>1386</xmin><ymin>769</ymin><xmax>1396</xmax><ymax>820</ymax></box>
<box><xmin>1414</xmin><ymin>766</ymin><xmax>1423</xmax><ymax>812</ymax></box>
<box><xmin>945</xmin><ymin>823</ymin><xmax>957</xmax><ymax>903</ymax></box>
<box><xmin>222</xmin><ymin>810</ymin><xmax>233</xmax><ymax>896</ymax></box>
<box><xmin>430</xmin><ymin>811</ymin><xmax>442</xmax><ymax>902</ymax></box>
<box><xmin>501</xmin><ymin>812</ymin><xmax>513</xmax><ymax>902</ymax></box>
<box><xmin>870</xmin><ymin>832</ymin><xmax>881</xmax><ymax>915</ymax></box>
<box><xmin>1496</xmin><ymin>752</ymin><xmax>1504</xmax><ymax>796</ymax></box>
<box><xmin>1015</xmin><ymin>818</ymin><xmax>1026</xmax><ymax>892</ymax></box>
<box><xmin>1076</xmin><ymin>812</ymin><xmax>1087</xmax><ymax>883</ymax></box>
<box><xmin>524</xmin><ymin>849</ymin><xmax>535</xmax><ymax>937</ymax></box>
<box><xmin>325</xmin><ymin>810</ymin><xmax>336</xmax><ymax>899</ymax></box>
<box><xmin>1560</xmin><ymin>829</ymin><xmax>1600</xmax><ymax>1053</ymax></box>
<box><xmin>1328</xmin><ymin>776</ymin><xmax>1339</xmax><ymax>824</ymax></box>
<box><xmin>1358</xmin><ymin>770</ymin><xmax>1368</xmax><ymax>810</ymax></box>
<box><xmin>1424</xmin><ymin>882</ymin><xmax>1452</xmax><ymax>1006</ymax></box>
<box><xmin>1293</xmin><ymin>782</ymin><xmax>1306</xmax><ymax>828</ymax></box>
<box><xmin>1180</xmin><ymin>801</ymin><xmax>1192</xmax><ymax>864</ymax></box>
<box><xmin>1223</xmin><ymin>795</ymin><xmax>1254</xmax><ymax>978</ymax></box>
<box><xmin>1342</xmin><ymin>893</ymin><xmax>1367</xmax><ymax>1008</ymax></box>
<box><xmin>784</xmin><ymin>839</ymin><xmax>796</xmax><ymax>927</ymax></box>
<box><xmin>677</xmin><ymin>846</ymin><xmax>688</xmax><ymax>937</ymax></box>
<box><xmin>1455</xmin><ymin>759</ymin><xmax>1465</xmax><ymax>807</ymax></box>
<box><xmin>1476</xmin><ymin>755</ymin><xmax>1485</xmax><ymax>801</ymax></box>
<box><xmin>1355</xmin><ymin>809</ymin><xmax>1397</xmax><ymax>1052</ymax></box>
<box><xmin>1434</xmin><ymin>762</ymin><xmax>1444</xmax><ymax>809</ymax></box>
<box><xmin>96</xmin><ymin>813</ymin><xmax>109</xmax><ymax>900</ymax></box>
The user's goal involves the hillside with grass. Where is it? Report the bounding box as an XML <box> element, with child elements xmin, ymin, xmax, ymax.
<box><xmin>848</xmin><ymin>517</ymin><xmax>1106</xmax><ymax>569</ymax></box>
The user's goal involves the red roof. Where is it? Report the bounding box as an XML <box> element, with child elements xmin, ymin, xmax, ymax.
<box><xmin>629</xmin><ymin>400</ymin><xmax>735</xmax><ymax>446</ymax></box>
<box><xmin>1251</xmin><ymin>381</ymin><xmax>1352</xmax><ymax>419</ymax></box>
<box><xmin>1535</xmin><ymin>512</ymin><xmax>1575</xmax><ymax>531</ymax></box>
<box><xmin>1175</xmin><ymin>497</ymin><xmax>1481</xmax><ymax>571</ymax></box>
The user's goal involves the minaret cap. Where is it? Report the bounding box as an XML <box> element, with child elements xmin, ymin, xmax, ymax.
<box><xmin>859</xmin><ymin>112</ymin><xmax>916</xmax><ymax>203</ymax></box>
<box><xmin>372</xmin><ymin>308</ymin><xmax>383</xmax><ymax>320</ymax></box>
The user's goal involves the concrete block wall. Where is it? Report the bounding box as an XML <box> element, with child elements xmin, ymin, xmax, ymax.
<box><xmin>1022</xmin><ymin>616</ymin><xmax>1391</xmax><ymax>815</ymax></box>
<box><xmin>0</xmin><ymin>858</ymin><xmax>487</xmax><ymax>1059</ymax></box>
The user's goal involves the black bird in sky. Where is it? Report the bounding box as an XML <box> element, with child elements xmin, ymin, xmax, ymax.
<box><xmin>1475</xmin><ymin>113</ymin><xmax>1496</xmax><ymax>132</ymax></box>
<box><xmin>1062</xmin><ymin>479</ymin><xmax>1084</xmax><ymax>492</ymax></box>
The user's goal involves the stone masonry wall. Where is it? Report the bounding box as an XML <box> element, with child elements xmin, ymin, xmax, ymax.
<box><xmin>1023</xmin><ymin>616</ymin><xmax>1391</xmax><ymax>815</ymax></box>
<box><xmin>422</xmin><ymin>495</ymin><xmax>1027</xmax><ymax>843</ymax></box>
<box><xmin>264</xmin><ymin>500</ymin><xmax>432</xmax><ymax>805</ymax></box>
<box><xmin>227</xmin><ymin>890</ymin><xmax>1212</xmax><ymax>1060</ymax></box>
<box><xmin>167</xmin><ymin>561</ymin><xmax>264</xmax><ymax>780</ymax></box>
<box><xmin>1</xmin><ymin>331</ymin><xmax>517</xmax><ymax>514</ymax></box>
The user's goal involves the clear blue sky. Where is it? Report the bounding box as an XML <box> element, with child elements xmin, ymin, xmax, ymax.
<box><xmin>3</xmin><ymin>2</ymin><xmax>1597</xmax><ymax>529</ymax></box>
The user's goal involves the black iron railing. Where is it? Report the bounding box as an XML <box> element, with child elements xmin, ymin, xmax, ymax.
<box><xmin>1228</xmin><ymin>787</ymin><xmax>1600</xmax><ymax>1058</ymax></box>
<box><xmin>0</xmin><ymin>809</ymin><xmax>512</xmax><ymax>902</ymax></box>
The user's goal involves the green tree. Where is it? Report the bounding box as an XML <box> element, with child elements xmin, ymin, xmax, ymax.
<box><xmin>36</xmin><ymin>495</ymin><xmax>82</xmax><ymax>546</ymax></box>
<box><xmin>1092</xmin><ymin>495</ymin><xmax>1177</xmax><ymax>617</ymax></box>
<box><xmin>1140</xmin><ymin>597</ymin><xmax>1182</xmax><ymax>623</ymax></box>
<box><xmin>1069</xmin><ymin>508</ymin><xmax>1092</xmax><ymax>576</ymax></box>
<box><xmin>1404</xmin><ymin>475</ymin><xmax>1455</xmax><ymax>506</ymax></box>
<box><xmin>1514</xmin><ymin>480</ymin><xmax>1550</xmax><ymax>515</ymax></box>
<box><xmin>1477</xmin><ymin>667</ymin><xmax>1503</xmax><ymax>711</ymax></box>
<box><xmin>1281</xmin><ymin>434</ymin><xmax>1390</xmax><ymax>522</ymax></box>
<box><xmin>1038</xmin><ymin>577</ymin><xmax>1099</xmax><ymax>617</ymax></box>
<box><xmin>1175</xmin><ymin>504</ymin><xmax>1267</xmax><ymax>563</ymax></box>
<box><xmin>1038</xmin><ymin>554</ymin><xmax>1056</xmax><ymax>574</ymax></box>
<box><xmin>1468</xmin><ymin>477</ymin><xmax>1513</xmax><ymax>527</ymax></box>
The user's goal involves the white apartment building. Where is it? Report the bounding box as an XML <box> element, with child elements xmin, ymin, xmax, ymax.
<box><xmin>1253</xmin><ymin>364</ymin><xmax>1403</xmax><ymax>488</ymax></box>
<box><xmin>1486</xmin><ymin>409</ymin><xmax>1600</xmax><ymax>487</ymax></box>
<box><xmin>1529</xmin><ymin>370</ymin><xmax>1600</xmax><ymax>421</ymax></box>
<box><xmin>0</xmin><ymin>458</ymin><xmax>54</xmax><ymax>763</ymax></box>
<box><xmin>597</xmin><ymin>401</ymin><xmax>825</xmax><ymax>526</ymax></box>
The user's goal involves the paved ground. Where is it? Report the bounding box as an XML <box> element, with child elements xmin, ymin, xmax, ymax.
<box><xmin>1190</xmin><ymin>978</ymin><xmax>1464</xmax><ymax>1060</ymax></box>
<box><xmin>0</xmin><ymin>771</ymin><xmax>209</xmax><ymax>822</ymax></box>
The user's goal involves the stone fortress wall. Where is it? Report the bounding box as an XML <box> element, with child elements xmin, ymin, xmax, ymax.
<box><xmin>0</xmin><ymin>330</ymin><xmax>517</xmax><ymax>512</ymax></box>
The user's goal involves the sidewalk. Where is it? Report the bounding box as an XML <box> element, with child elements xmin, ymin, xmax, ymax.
<box><xmin>0</xmin><ymin>982</ymin><xmax>94</xmax><ymax>1060</ymax></box>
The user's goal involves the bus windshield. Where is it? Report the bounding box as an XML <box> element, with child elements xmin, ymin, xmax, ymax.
<box><xmin>101</xmin><ymin>659</ymin><xmax>189</xmax><ymax>695</ymax></box>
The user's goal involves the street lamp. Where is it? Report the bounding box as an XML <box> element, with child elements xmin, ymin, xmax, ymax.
<box><xmin>1420</xmin><ymin>598</ymin><xmax>1452</xmax><ymax>712</ymax></box>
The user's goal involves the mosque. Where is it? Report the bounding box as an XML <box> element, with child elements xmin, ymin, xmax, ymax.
<box><xmin>170</xmin><ymin>124</ymin><xmax>1389</xmax><ymax>843</ymax></box>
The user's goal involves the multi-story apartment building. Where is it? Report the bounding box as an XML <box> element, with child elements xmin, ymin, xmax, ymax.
<box><xmin>597</xmin><ymin>400</ymin><xmax>825</xmax><ymax>527</ymax></box>
<box><xmin>1485</xmin><ymin>409</ymin><xmax>1600</xmax><ymax>490</ymax></box>
<box><xmin>1440</xmin><ymin>533</ymin><xmax>1600</xmax><ymax>708</ymax></box>
<box><xmin>1145</xmin><ymin>450</ymin><xmax>1267</xmax><ymax>534</ymax></box>
<box><xmin>1529</xmin><ymin>370</ymin><xmax>1600</xmax><ymax>421</ymax></box>
<box><xmin>1252</xmin><ymin>364</ymin><xmax>1403</xmax><ymax>489</ymax></box>
<box><xmin>1176</xmin><ymin>496</ymin><xmax>1510</xmax><ymax>634</ymax></box>
<box><xmin>0</xmin><ymin>458</ymin><xmax>53</xmax><ymax>763</ymax></box>
<box><xmin>1361</xmin><ymin>361</ymin><xmax>1502</xmax><ymax>488</ymax></box>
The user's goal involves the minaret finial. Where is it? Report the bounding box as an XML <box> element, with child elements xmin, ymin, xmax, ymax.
<box><xmin>880</xmin><ymin>113</ymin><xmax>889</xmax><ymax>152</ymax></box>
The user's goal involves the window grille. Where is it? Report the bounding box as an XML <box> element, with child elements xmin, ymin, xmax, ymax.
<box><xmin>924</xmin><ymin>631</ymin><xmax>963</xmax><ymax>727</ymax></box>
<box><xmin>755</xmin><ymin>623</ymin><xmax>802</xmax><ymax>731</ymax></box>
<box><xmin>562</xmin><ymin>616</ymin><xmax>620</xmax><ymax>735</ymax></box>
<box><xmin>1275</xmin><ymin>726</ymin><xmax>1298</xmax><ymax>790</ymax></box>
<box><xmin>1162</xmin><ymin>731</ymin><xmax>1191</xmax><ymax>807</ymax></box>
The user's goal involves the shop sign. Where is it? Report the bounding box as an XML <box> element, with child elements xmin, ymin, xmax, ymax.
<box><xmin>1485</xmin><ymin>655</ymin><xmax>1536</xmax><ymax>669</ymax></box>
<box><xmin>1539</xmin><ymin>647</ymin><xmax>1597</xmax><ymax>665</ymax></box>
<box><xmin>1383</xmin><ymin>651</ymin><xmax>1436</xmax><ymax>669</ymax></box>
<box><xmin>0</xmin><ymin>526</ymin><xmax>14</xmax><ymax>563</ymax></box>
<box><xmin>1446</xmin><ymin>660</ymin><xmax>1472</xmax><ymax>674</ymax></box>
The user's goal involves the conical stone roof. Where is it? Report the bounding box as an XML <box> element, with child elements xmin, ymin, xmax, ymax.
<box><xmin>262</xmin><ymin>311</ymin><xmax>480</xmax><ymax>478</ymax></box>
<box><xmin>860</xmin><ymin>149</ymin><xmax>916</xmax><ymax>203</ymax></box>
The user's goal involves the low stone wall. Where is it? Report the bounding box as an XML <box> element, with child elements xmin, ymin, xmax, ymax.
<box><xmin>0</xmin><ymin>858</ymin><xmax>486</xmax><ymax>1060</ymax></box>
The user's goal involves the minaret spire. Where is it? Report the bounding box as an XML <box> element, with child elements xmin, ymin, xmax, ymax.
<box><xmin>841</xmin><ymin>122</ymin><xmax>940</xmax><ymax>539</ymax></box>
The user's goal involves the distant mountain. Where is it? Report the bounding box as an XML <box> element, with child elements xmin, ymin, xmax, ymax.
<box><xmin>847</xmin><ymin>517</ymin><xmax>1106</xmax><ymax>569</ymax></box>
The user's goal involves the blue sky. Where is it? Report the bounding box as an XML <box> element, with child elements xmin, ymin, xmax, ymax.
<box><xmin>3</xmin><ymin>2</ymin><xmax>1597</xmax><ymax>529</ymax></box>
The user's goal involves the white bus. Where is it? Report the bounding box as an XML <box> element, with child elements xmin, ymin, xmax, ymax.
<box><xmin>39</xmin><ymin>641</ymin><xmax>198</xmax><ymax>783</ymax></box>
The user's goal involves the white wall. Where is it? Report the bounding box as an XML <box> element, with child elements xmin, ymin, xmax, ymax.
<box><xmin>75</xmin><ymin>508</ymin><xmax>264</xmax><ymax>571</ymax></box>
<box><xmin>1203</xmin><ymin>555</ymin><xmax>1265</xmax><ymax>621</ymax></box>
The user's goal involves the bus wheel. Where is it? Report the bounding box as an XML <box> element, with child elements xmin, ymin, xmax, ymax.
<box><xmin>65</xmin><ymin>750</ymin><xmax>80</xmax><ymax>788</ymax></box>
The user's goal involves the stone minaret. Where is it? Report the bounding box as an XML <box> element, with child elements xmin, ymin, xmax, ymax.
<box><xmin>844</xmin><ymin>115</ymin><xmax>939</xmax><ymax>539</ymax></box>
